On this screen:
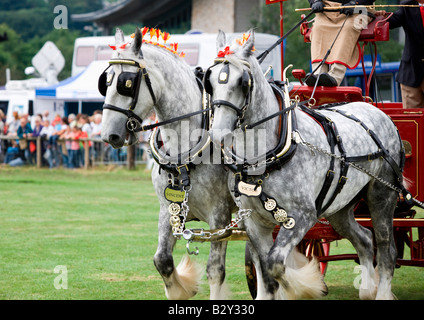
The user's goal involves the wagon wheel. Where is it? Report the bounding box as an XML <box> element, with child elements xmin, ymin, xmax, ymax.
<box><xmin>297</xmin><ymin>239</ymin><xmax>330</xmax><ymax>275</ymax></box>
<box><xmin>245</xmin><ymin>243</ymin><xmax>257</xmax><ymax>299</ymax></box>
<box><xmin>244</xmin><ymin>239</ymin><xmax>330</xmax><ymax>299</ymax></box>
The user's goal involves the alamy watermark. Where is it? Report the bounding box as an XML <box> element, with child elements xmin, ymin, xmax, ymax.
<box><xmin>53</xmin><ymin>5</ymin><xmax>68</xmax><ymax>30</ymax></box>
<box><xmin>154</xmin><ymin>121</ymin><xmax>269</xmax><ymax>175</ymax></box>
<box><xmin>54</xmin><ymin>265</ymin><xmax>68</xmax><ymax>289</ymax></box>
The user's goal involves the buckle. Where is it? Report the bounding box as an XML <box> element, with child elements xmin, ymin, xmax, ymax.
<box><xmin>339</xmin><ymin>176</ymin><xmax>348</xmax><ymax>184</ymax></box>
<box><xmin>176</xmin><ymin>164</ymin><xmax>189</xmax><ymax>174</ymax></box>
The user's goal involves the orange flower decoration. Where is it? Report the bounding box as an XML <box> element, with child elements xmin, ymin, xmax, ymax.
<box><xmin>149</xmin><ymin>28</ymin><xmax>156</xmax><ymax>39</ymax></box>
<box><xmin>217</xmin><ymin>46</ymin><xmax>234</xmax><ymax>57</ymax></box>
<box><xmin>108</xmin><ymin>43</ymin><xmax>128</xmax><ymax>50</ymax></box>
<box><xmin>161</xmin><ymin>31</ymin><xmax>170</xmax><ymax>43</ymax></box>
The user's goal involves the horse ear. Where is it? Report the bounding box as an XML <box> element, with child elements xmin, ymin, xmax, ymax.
<box><xmin>241</xmin><ymin>29</ymin><xmax>255</xmax><ymax>58</ymax></box>
<box><xmin>131</xmin><ymin>27</ymin><xmax>143</xmax><ymax>55</ymax></box>
<box><xmin>115</xmin><ymin>28</ymin><xmax>125</xmax><ymax>45</ymax></box>
<box><xmin>216</xmin><ymin>29</ymin><xmax>226</xmax><ymax>52</ymax></box>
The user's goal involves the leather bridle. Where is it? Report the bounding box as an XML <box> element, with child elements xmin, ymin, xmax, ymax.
<box><xmin>100</xmin><ymin>50</ymin><xmax>157</xmax><ymax>133</ymax></box>
<box><xmin>204</xmin><ymin>58</ymin><xmax>253</xmax><ymax>127</ymax></box>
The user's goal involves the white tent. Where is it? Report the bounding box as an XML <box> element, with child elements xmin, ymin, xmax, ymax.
<box><xmin>35</xmin><ymin>61</ymin><xmax>107</xmax><ymax>115</ymax></box>
<box><xmin>56</xmin><ymin>60</ymin><xmax>107</xmax><ymax>100</ymax></box>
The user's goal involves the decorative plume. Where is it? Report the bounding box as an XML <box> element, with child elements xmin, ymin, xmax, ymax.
<box><xmin>141</xmin><ymin>26</ymin><xmax>149</xmax><ymax>37</ymax></box>
<box><xmin>126</xmin><ymin>27</ymin><xmax>183</xmax><ymax>57</ymax></box>
<box><xmin>161</xmin><ymin>31</ymin><xmax>170</xmax><ymax>43</ymax></box>
<box><xmin>108</xmin><ymin>43</ymin><xmax>128</xmax><ymax>50</ymax></box>
<box><xmin>217</xmin><ymin>46</ymin><xmax>234</xmax><ymax>57</ymax></box>
<box><xmin>149</xmin><ymin>28</ymin><xmax>156</xmax><ymax>39</ymax></box>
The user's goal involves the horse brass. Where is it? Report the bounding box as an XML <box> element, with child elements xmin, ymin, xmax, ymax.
<box><xmin>264</xmin><ymin>198</ymin><xmax>277</xmax><ymax>211</ymax></box>
<box><xmin>168</xmin><ymin>203</ymin><xmax>181</xmax><ymax>215</ymax></box>
<box><xmin>274</xmin><ymin>208</ymin><xmax>287</xmax><ymax>222</ymax></box>
<box><xmin>282</xmin><ymin>217</ymin><xmax>296</xmax><ymax>229</ymax></box>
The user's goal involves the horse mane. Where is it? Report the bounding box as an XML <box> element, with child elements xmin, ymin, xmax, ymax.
<box><xmin>141</xmin><ymin>41</ymin><xmax>196</xmax><ymax>83</ymax></box>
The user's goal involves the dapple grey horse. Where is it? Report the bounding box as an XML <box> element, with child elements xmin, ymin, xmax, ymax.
<box><xmin>208</xmin><ymin>30</ymin><xmax>404</xmax><ymax>300</ymax></box>
<box><xmin>100</xmin><ymin>27</ymin><xmax>237</xmax><ymax>299</ymax></box>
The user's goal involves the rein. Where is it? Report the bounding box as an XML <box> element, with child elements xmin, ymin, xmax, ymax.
<box><xmin>256</xmin><ymin>11</ymin><xmax>315</xmax><ymax>64</ymax></box>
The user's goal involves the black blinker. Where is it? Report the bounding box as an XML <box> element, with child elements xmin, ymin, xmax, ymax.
<box><xmin>241</xmin><ymin>70</ymin><xmax>251</xmax><ymax>95</ymax></box>
<box><xmin>203</xmin><ymin>68</ymin><xmax>213</xmax><ymax>95</ymax></box>
<box><xmin>98</xmin><ymin>65</ymin><xmax>114</xmax><ymax>97</ymax></box>
<box><xmin>98</xmin><ymin>72</ymin><xmax>108</xmax><ymax>97</ymax></box>
<box><xmin>117</xmin><ymin>72</ymin><xmax>139</xmax><ymax>97</ymax></box>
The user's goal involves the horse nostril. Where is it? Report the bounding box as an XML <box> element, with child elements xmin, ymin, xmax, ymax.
<box><xmin>109</xmin><ymin>134</ymin><xmax>121</xmax><ymax>144</ymax></box>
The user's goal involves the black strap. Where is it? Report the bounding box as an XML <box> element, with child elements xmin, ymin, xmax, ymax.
<box><xmin>243</xmin><ymin>102</ymin><xmax>299</xmax><ymax>130</ymax></box>
<box><xmin>211</xmin><ymin>100</ymin><xmax>245</xmax><ymax>118</ymax></box>
<box><xmin>299</xmin><ymin>105</ymin><xmax>350</xmax><ymax>216</ymax></box>
<box><xmin>333</xmin><ymin>109</ymin><xmax>404</xmax><ymax>183</ymax></box>
<box><xmin>103</xmin><ymin>104</ymin><xmax>144</xmax><ymax>124</ymax></box>
<box><xmin>138</xmin><ymin>107</ymin><xmax>213</xmax><ymax>132</ymax></box>
<box><xmin>141</xmin><ymin>67</ymin><xmax>157</xmax><ymax>106</ymax></box>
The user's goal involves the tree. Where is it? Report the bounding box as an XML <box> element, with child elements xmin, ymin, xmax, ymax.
<box><xmin>0</xmin><ymin>24</ymin><xmax>30</xmax><ymax>84</ymax></box>
<box><xmin>251</xmin><ymin>0</ymin><xmax>313</xmax><ymax>79</ymax></box>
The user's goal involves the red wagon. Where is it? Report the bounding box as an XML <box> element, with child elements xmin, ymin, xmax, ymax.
<box><xmin>243</xmin><ymin>0</ymin><xmax>424</xmax><ymax>297</ymax></box>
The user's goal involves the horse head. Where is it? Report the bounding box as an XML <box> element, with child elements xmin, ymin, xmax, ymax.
<box><xmin>100</xmin><ymin>27</ymin><xmax>160</xmax><ymax>148</ymax></box>
<box><xmin>207</xmin><ymin>29</ymin><xmax>256</xmax><ymax>146</ymax></box>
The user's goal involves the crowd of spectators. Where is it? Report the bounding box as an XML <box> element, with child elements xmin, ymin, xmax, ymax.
<box><xmin>0</xmin><ymin>109</ymin><xmax>154</xmax><ymax>169</ymax></box>
<box><xmin>0</xmin><ymin>109</ymin><xmax>104</xmax><ymax>168</ymax></box>
<box><xmin>0</xmin><ymin>108</ymin><xmax>155</xmax><ymax>169</ymax></box>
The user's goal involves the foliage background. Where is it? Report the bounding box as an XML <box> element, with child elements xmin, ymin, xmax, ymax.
<box><xmin>0</xmin><ymin>0</ymin><xmax>103</xmax><ymax>84</ymax></box>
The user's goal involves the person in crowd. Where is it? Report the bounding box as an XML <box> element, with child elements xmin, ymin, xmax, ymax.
<box><xmin>387</xmin><ymin>0</ymin><xmax>424</xmax><ymax>108</ymax></box>
<box><xmin>79</xmin><ymin>123</ymin><xmax>90</xmax><ymax>167</ymax></box>
<box><xmin>0</xmin><ymin>110</ymin><xmax>5</xmax><ymax>163</ymax></box>
<box><xmin>9</xmin><ymin>117</ymin><xmax>32</xmax><ymax>166</ymax></box>
<box><xmin>51</xmin><ymin>114</ymin><xmax>62</xmax><ymax>127</ymax></box>
<box><xmin>7</xmin><ymin>111</ymin><xmax>20</xmax><ymax>136</ymax></box>
<box><xmin>79</xmin><ymin>114</ymin><xmax>92</xmax><ymax>135</ymax></box>
<box><xmin>90</xmin><ymin>113</ymin><xmax>102</xmax><ymax>138</ymax></box>
<box><xmin>29</xmin><ymin>115</ymin><xmax>44</xmax><ymax>164</ymax></box>
<box><xmin>3</xmin><ymin>139</ymin><xmax>19</xmax><ymax>164</ymax></box>
<box><xmin>60</xmin><ymin>122</ymin><xmax>73</xmax><ymax>169</ymax></box>
<box><xmin>40</xmin><ymin>119</ymin><xmax>55</xmax><ymax>167</ymax></box>
<box><xmin>90</xmin><ymin>113</ymin><xmax>102</xmax><ymax>162</ymax></box>
<box><xmin>32</xmin><ymin>116</ymin><xmax>43</xmax><ymax>136</ymax></box>
<box><xmin>48</xmin><ymin>116</ymin><xmax>68</xmax><ymax>167</ymax></box>
<box><xmin>0</xmin><ymin>109</ymin><xmax>5</xmax><ymax>135</ymax></box>
<box><xmin>68</xmin><ymin>113</ymin><xmax>76</xmax><ymax>125</ymax></box>
<box><xmin>42</xmin><ymin>110</ymin><xmax>50</xmax><ymax>121</ymax></box>
<box><xmin>68</xmin><ymin>121</ymin><xmax>84</xmax><ymax>169</ymax></box>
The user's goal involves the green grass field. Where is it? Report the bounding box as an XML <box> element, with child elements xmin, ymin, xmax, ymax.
<box><xmin>0</xmin><ymin>166</ymin><xmax>423</xmax><ymax>300</ymax></box>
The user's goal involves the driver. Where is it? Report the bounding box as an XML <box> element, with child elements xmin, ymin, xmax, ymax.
<box><xmin>306</xmin><ymin>0</ymin><xmax>375</xmax><ymax>86</ymax></box>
